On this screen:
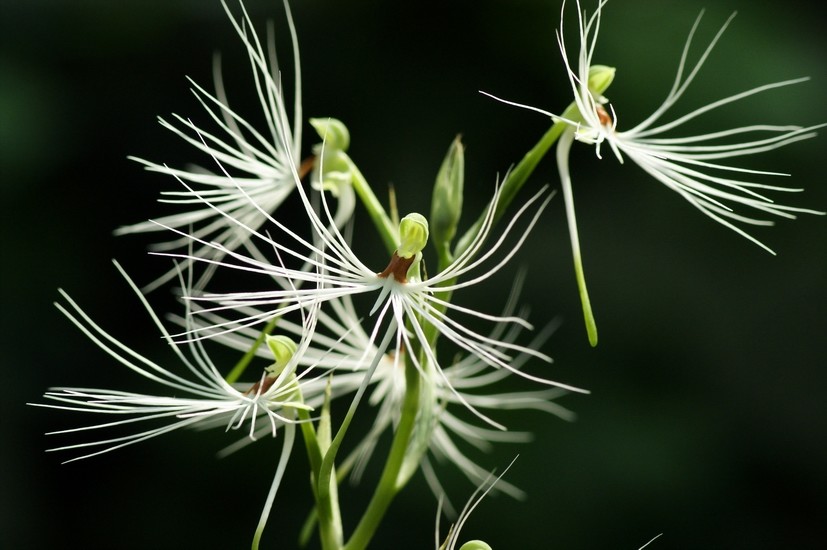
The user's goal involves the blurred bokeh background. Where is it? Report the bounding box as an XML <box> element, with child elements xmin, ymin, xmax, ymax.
<box><xmin>3</xmin><ymin>0</ymin><xmax>825</xmax><ymax>548</ymax></box>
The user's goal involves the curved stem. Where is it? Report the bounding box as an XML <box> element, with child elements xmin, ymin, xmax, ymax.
<box><xmin>344</xmin><ymin>154</ymin><xmax>398</xmax><ymax>254</ymax></box>
<box><xmin>556</xmin><ymin>129</ymin><xmax>598</xmax><ymax>346</ymax></box>
<box><xmin>454</xmin><ymin>118</ymin><xmax>567</xmax><ymax>258</ymax></box>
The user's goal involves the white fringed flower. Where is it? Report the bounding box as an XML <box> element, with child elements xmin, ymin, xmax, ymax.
<box><xmin>31</xmin><ymin>261</ymin><xmax>327</xmax><ymax>546</ymax></box>
<box><xmin>168</xmin><ymin>160</ymin><xmax>585</xmax><ymax>427</ymax></box>
<box><xmin>31</xmin><ymin>262</ymin><xmax>322</xmax><ymax>463</ymax></box>
<box><xmin>117</xmin><ymin>0</ymin><xmax>304</xmax><ymax>291</ymax></box>
<box><xmin>485</xmin><ymin>0</ymin><xmax>824</xmax><ymax>345</ymax></box>
<box><xmin>179</xmin><ymin>293</ymin><xmax>397</xmax><ymax>441</ymax></box>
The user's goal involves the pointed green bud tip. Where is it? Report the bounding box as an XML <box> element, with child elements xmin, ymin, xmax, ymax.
<box><xmin>459</xmin><ymin>541</ymin><xmax>493</xmax><ymax>550</ymax></box>
<box><xmin>588</xmin><ymin>65</ymin><xmax>616</xmax><ymax>97</ymax></box>
<box><xmin>397</xmin><ymin>213</ymin><xmax>429</xmax><ymax>259</ymax></box>
<box><xmin>309</xmin><ymin>117</ymin><xmax>350</xmax><ymax>151</ymax></box>
<box><xmin>265</xmin><ymin>334</ymin><xmax>298</xmax><ymax>376</ymax></box>
<box><xmin>430</xmin><ymin>137</ymin><xmax>464</xmax><ymax>250</ymax></box>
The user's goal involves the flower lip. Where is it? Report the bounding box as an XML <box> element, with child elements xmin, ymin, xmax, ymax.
<box><xmin>377</xmin><ymin>251</ymin><xmax>416</xmax><ymax>283</ymax></box>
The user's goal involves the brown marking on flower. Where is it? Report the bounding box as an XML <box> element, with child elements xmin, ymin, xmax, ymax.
<box><xmin>596</xmin><ymin>105</ymin><xmax>612</xmax><ymax>126</ymax></box>
<box><xmin>298</xmin><ymin>155</ymin><xmax>316</xmax><ymax>180</ymax></box>
<box><xmin>244</xmin><ymin>375</ymin><xmax>277</xmax><ymax>397</ymax></box>
<box><xmin>377</xmin><ymin>251</ymin><xmax>414</xmax><ymax>283</ymax></box>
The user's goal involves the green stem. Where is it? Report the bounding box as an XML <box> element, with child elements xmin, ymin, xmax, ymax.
<box><xmin>556</xmin><ymin>129</ymin><xmax>598</xmax><ymax>346</ymax></box>
<box><xmin>297</xmin><ymin>408</ymin><xmax>338</xmax><ymax>549</ymax></box>
<box><xmin>313</xmin><ymin>321</ymin><xmax>397</xmax><ymax>550</ymax></box>
<box><xmin>343</xmin><ymin>353</ymin><xmax>422</xmax><ymax>550</ymax></box>
<box><xmin>454</xmin><ymin>115</ymin><xmax>569</xmax><ymax>258</ymax></box>
<box><xmin>430</xmin><ymin>112</ymin><xmax>577</xmax><ymax>350</ymax></box>
<box><xmin>344</xmin><ymin>154</ymin><xmax>398</xmax><ymax>254</ymax></box>
<box><xmin>297</xmin><ymin>410</ymin><xmax>323</xmax><ymax>471</ymax></box>
<box><xmin>297</xmin><ymin>390</ymin><xmax>344</xmax><ymax>550</ymax></box>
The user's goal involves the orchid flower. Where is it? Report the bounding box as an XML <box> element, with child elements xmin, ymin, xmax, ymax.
<box><xmin>485</xmin><ymin>0</ymin><xmax>824</xmax><ymax>346</ymax></box>
<box><xmin>31</xmin><ymin>261</ymin><xmax>324</xmax><ymax>547</ymax></box>
<box><xmin>117</xmin><ymin>0</ymin><xmax>306</xmax><ymax>292</ymax></box>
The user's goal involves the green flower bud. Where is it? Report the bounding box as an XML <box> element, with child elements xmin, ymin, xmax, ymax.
<box><xmin>397</xmin><ymin>213</ymin><xmax>429</xmax><ymax>259</ymax></box>
<box><xmin>265</xmin><ymin>334</ymin><xmax>298</xmax><ymax>377</ymax></box>
<box><xmin>309</xmin><ymin>117</ymin><xmax>350</xmax><ymax>151</ymax></box>
<box><xmin>459</xmin><ymin>541</ymin><xmax>493</xmax><ymax>550</ymax></box>
<box><xmin>309</xmin><ymin>118</ymin><xmax>352</xmax><ymax>197</ymax></box>
<box><xmin>588</xmin><ymin>64</ymin><xmax>616</xmax><ymax>97</ymax></box>
<box><xmin>430</xmin><ymin>136</ymin><xmax>464</xmax><ymax>257</ymax></box>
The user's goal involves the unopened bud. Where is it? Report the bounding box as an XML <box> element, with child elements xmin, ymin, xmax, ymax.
<box><xmin>430</xmin><ymin>137</ymin><xmax>464</xmax><ymax>255</ymax></box>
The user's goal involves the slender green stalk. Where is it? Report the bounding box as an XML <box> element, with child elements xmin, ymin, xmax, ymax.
<box><xmin>425</xmin><ymin>114</ymin><xmax>574</xmax><ymax>348</ymax></box>
<box><xmin>297</xmin><ymin>406</ymin><xmax>344</xmax><ymax>550</ymax></box>
<box><xmin>311</xmin><ymin>322</ymin><xmax>398</xmax><ymax>550</ymax></box>
<box><xmin>297</xmin><ymin>409</ymin><xmax>322</xmax><ymax>479</ymax></box>
<box><xmin>343</xmin><ymin>354</ymin><xmax>422</xmax><ymax>550</ymax></box>
<box><xmin>344</xmin><ymin>154</ymin><xmax>398</xmax><ymax>254</ymax></box>
<box><xmin>317</xmin><ymin>381</ymin><xmax>344</xmax><ymax>548</ymax></box>
<box><xmin>556</xmin><ymin>129</ymin><xmax>598</xmax><ymax>346</ymax></box>
<box><xmin>454</xmin><ymin>116</ymin><xmax>569</xmax><ymax>258</ymax></box>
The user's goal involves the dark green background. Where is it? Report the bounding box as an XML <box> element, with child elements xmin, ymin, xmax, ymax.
<box><xmin>3</xmin><ymin>1</ymin><xmax>825</xmax><ymax>548</ymax></box>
